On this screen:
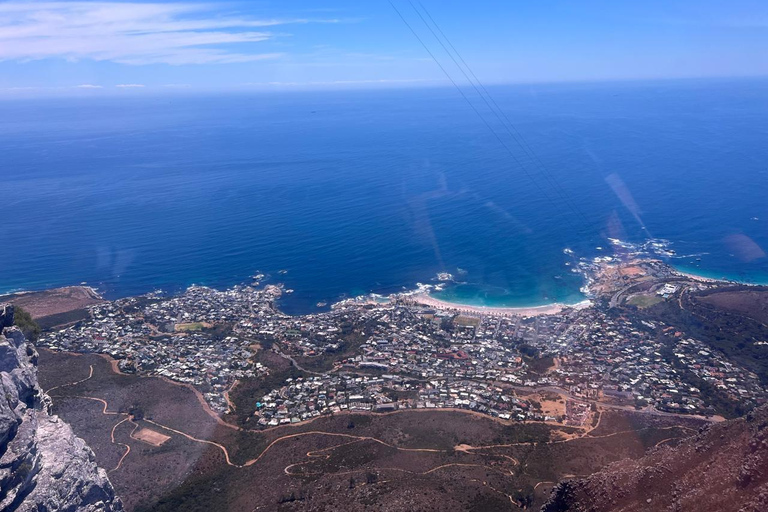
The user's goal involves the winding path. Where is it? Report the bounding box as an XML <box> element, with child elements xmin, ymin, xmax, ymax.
<box><xmin>109</xmin><ymin>417</ymin><xmax>136</xmax><ymax>473</ymax></box>
<box><xmin>46</xmin><ymin>364</ymin><xmax>94</xmax><ymax>393</ymax></box>
<box><xmin>45</xmin><ymin>354</ymin><xmax>699</xmax><ymax>509</ymax></box>
<box><xmin>50</xmin><ymin>393</ymin><xmax>134</xmax><ymax>472</ymax></box>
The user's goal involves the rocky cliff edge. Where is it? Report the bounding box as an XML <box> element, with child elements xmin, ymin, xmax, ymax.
<box><xmin>0</xmin><ymin>303</ymin><xmax>123</xmax><ymax>511</ymax></box>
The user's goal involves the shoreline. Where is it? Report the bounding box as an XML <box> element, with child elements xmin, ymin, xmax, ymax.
<box><xmin>670</xmin><ymin>265</ymin><xmax>768</xmax><ymax>286</ymax></box>
<box><xmin>406</xmin><ymin>292</ymin><xmax>592</xmax><ymax>317</ymax></box>
<box><xmin>0</xmin><ymin>284</ymin><xmax>103</xmax><ymax>300</ymax></box>
<box><xmin>6</xmin><ymin>260</ymin><xmax>764</xmax><ymax>318</ymax></box>
<box><xmin>671</xmin><ymin>269</ymin><xmax>730</xmax><ymax>284</ymax></box>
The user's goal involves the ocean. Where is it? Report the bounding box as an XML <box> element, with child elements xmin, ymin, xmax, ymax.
<box><xmin>2</xmin><ymin>78</ymin><xmax>767</xmax><ymax>314</ymax></box>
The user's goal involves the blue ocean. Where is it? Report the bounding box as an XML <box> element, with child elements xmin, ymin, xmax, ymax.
<box><xmin>2</xmin><ymin>78</ymin><xmax>767</xmax><ymax>314</ymax></box>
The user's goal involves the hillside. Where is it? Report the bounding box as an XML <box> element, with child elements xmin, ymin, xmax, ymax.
<box><xmin>542</xmin><ymin>404</ymin><xmax>768</xmax><ymax>512</ymax></box>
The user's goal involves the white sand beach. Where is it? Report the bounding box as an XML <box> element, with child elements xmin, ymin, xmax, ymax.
<box><xmin>406</xmin><ymin>293</ymin><xmax>591</xmax><ymax>317</ymax></box>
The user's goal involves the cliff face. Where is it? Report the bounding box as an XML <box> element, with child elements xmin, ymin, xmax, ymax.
<box><xmin>542</xmin><ymin>405</ymin><xmax>768</xmax><ymax>512</ymax></box>
<box><xmin>0</xmin><ymin>304</ymin><xmax>123</xmax><ymax>512</ymax></box>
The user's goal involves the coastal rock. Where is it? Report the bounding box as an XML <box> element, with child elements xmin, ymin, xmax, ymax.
<box><xmin>0</xmin><ymin>304</ymin><xmax>123</xmax><ymax>511</ymax></box>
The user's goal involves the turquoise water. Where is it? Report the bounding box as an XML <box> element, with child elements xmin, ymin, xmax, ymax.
<box><xmin>671</xmin><ymin>265</ymin><xmax>768</xmax><ymax>286</ymax></box>
<box><xmin>2</xmin><ymin>78</ymin><xmax>767</xmax><ymax>314</ymax></box>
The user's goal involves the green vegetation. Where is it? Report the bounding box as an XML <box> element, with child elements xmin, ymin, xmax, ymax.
<box><xmin>381</xmin><ymin>387</ymin><xmax>419</xmax><ymax>401</ymax></box>
<box><xmin>660</xmin><ymin>345</ymin><xmax>747</xmax><ymax>418</ymax></box>
<box><xmin>225</xmin><ymin>354</ymin><xmax>305</xmax><ymax>425</ymax></box>
<box><xmin>36</xmin><ymin>308</ymin><xmax>90</xmax><ymax>330</ymax></box>
<box><xmin>627</xmin><ymin>294</ymin><xmax>664</xmax><ymax>308</ymax></box>
<box><xmin>513</xmin><ymin>484</ymin><xmax>536</xmax><ymax>508</ymax></box>
<box><xmin>518</xmin><ymin>343</ymin><xmax>539</xmax><ymax>357</ymax></box>
<box><xmin>13</xmin><ymin>306</ymin><xmax>40</xmax><ymax>341</ymax></box>
<box><xmin>175</xmin><ymin>322</ymin><xmax>207</xmax><ymax>332</ymax></box>
<box><xmin>495</xmin><ymin>422</ymin><xmax>552</xmax><ymax>445</ymax></box>
<box><xmin>139</xmin><ymin>469</ymin><xmax>230</xmax><ymax>512</ymax></box>
<box><xmin>121</xmin><ymin>296</ymin><xmax>164</xmax><ymax>314</ymax></box>
<box><xmin>525</xmin><ymin>355</ymin><xmax>555</xmax><ymax>375</ymax></box>
<box><xmin>201</xmin><ymin>322</ymin><xmax>234</xmax><ymax>340</ymax></box>
<box><xmin>468</xmin><ymin>493</ymin><xmax>511</xmax><ymax>512</ymax></box>
<box><xmin>293</xmin><ymin>324</ymin><xmax>370</xmax><ymax>372</ymax></box>
<box><xmin>643</xmin><ymin>289</ymin><xmax>768</xmax><ymax>385</ymax></box>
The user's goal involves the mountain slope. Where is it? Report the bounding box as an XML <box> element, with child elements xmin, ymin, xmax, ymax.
<box><xmin>542</xmin><ymin>404</ymin><xmax>768</xmax><ymax>512</ymax></box>
<box><xmin>1</xmin><ymin>304</ymin><xmax>123</xmax><ymax>511</ymax></box>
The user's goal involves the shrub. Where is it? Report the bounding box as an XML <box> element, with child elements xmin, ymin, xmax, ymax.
<box><xmin>14</xmin><ymin>307</ymin><xmax>40</xmax><ymax>342</ymax></box>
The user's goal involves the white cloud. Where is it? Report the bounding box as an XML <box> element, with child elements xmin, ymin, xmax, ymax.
<box><xmin>0</xmin><ymin>2</ymin><xmax>341</xmax><ymax>65</ymax></box>
<box><xmin>75</xmin><ymin>84</ymin><xmax>103</xmax><ymax>88</ymax></box>
<box><xmin>115</xmin><ymin>83</ymin><xmax>145</xmax><ymax>88</ymax></box>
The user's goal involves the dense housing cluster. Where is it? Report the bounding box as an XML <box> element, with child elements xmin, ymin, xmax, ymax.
<box><xmin>38</xmin><ymin>256</ymin><xmax>768</xmax><ymax>422</ymax></box>
<box><xmin>38</xmin><ymin>285</ymin><xmax>278</xmax><ymax>411</ymax></box>
<box><xmin>552</xmin><ymin>310</ymin><xmax>766</xmax><ymax>414</ymax></box>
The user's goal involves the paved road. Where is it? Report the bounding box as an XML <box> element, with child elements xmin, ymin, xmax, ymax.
<box><xmin>274</xmin><ymin>347</ymin><xmax>326</xmax><ymax>376</ymax></box>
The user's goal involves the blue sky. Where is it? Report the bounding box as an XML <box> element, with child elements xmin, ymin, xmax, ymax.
<box><xmin>1</xmin><ymin>0</ymin><xmax>767</xmax><ymax>94</ymax></box>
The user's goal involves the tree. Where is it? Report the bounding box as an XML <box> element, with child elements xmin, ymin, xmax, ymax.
<box><xmin>514</xmin><ymin>485</ymin><xmax>535</xmax><ymax>508</ymax></box>
<box><xmin>13</xmin><ymin>307</ymin><xmax>40</xmax><ymax>342</ymax></box>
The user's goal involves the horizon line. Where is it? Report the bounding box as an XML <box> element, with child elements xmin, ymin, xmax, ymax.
<box><xmin>2</xmin><ymin>73</ymin><xmax>767</xmax><ymax>99</ymax></box>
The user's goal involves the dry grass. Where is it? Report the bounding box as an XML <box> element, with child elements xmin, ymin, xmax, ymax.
<box><xmin>133</xmin><ymin>428</ymin><xmax>171</xmax><ymax>446</ymax></box>
<box><xmin>175</xmin><ymin>322</ymin><xmax>212</xmax><ymax>332</ymax></box>
<box><xmin>38</xmin><ymin>350</ymin><xmax>708</xmax><ymax>512</ymax></box>
<box><xmin>2</xmin><ymin>286</ymin><xmax>102</xmax><ymax>318</ymax></box>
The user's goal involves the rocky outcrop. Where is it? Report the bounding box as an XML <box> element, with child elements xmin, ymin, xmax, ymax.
<box><xmin>542</xmin><ymin>405</ymin><xmax>768</xmax><ymax>512</ymax></box>
<box><xmin>0</xmin><ymin>304</ymin><xmax>122</xmax><ymax>511</ymax></box>
<box><xmin>0</xmin><ymin>303</ymin><xmax>13</xmax><ymax>329</ymax></box>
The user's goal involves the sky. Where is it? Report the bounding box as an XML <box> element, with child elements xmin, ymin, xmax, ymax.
<box><xmin>1</xmin><ymin>0</ymin><xmax>768</xmax><ymax>95</ymax></box>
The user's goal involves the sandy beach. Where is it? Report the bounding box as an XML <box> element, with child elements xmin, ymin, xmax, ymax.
<box><xmin>671</xmin><ymin>269</ymin><xmax>733</xmax><ymax>284</ymax></box>
<box><xmin>406</xmin><ymin>293</ymin><xmax>591</xmax><ymax>317</ymax></box>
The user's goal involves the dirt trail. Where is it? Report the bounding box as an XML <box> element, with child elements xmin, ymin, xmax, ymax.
<box><xmin>47</xmin><ymin>354</ymin><xmax>697</xmax><ymax>496</ymax></box>
<box><xmin>109</xmin><ymin>417</ymin><xmax>135</xmax><ymax>473</ymax></box>
<box><xmin>283</xmin><ymin>438</ymin><xmax>517</xmax><ymax>478</ymax></box>
<box><xmin>97</xmin><ymin>353</ymin><xmax>240</xmax><ymax>431</ymax></box>
<box><xmin>50</xmin><ymin>393</ymin><xmax>134</xmax><ymax>472</ymax></box>
<box><xmin>46</xmin><ymin>364</ymin><xmax>94</xmax><ymax>393</ymax></box>
<box><xmin>455</xmin><ymin>424</ymin><xmax>696</xmax><ymax>453</ymax></box>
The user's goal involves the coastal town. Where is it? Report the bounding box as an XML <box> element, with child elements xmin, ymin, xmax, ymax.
<box><xmin>36</xmin><ymin>253</ymin><xmax>768</xmax><ymax>424</ymax></box>
<box><xmin>37</xmin><ymin>285</ymin><xmax>278</xmax><ymax>412</ymax></box>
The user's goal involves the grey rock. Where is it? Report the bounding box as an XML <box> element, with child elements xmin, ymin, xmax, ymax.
<box><xmin>0</xmin><ymin>306</ymin><xmax>122</xmax><ymax>512</ymax></box>
<box><xmin>0</xmin><ymin>303</ymin><xmax>13</xmax><ymax>329</ymax></box>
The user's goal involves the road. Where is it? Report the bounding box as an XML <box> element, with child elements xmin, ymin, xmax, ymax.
<box><xmin>273</xmin><ymin>347</ymin><xmax>326</xmax><ymax>376</ymax></box>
